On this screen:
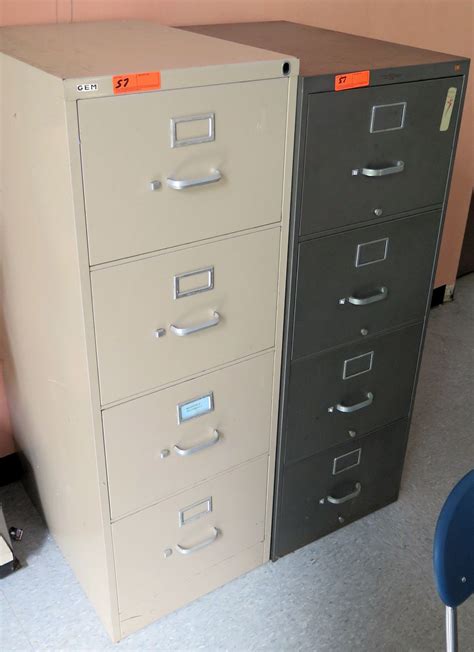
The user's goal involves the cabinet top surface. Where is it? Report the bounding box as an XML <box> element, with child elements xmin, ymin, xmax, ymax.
<box><xmin>184</xmin><ymin>21</ymin><xmax>469</xmax><ymax>78</ymax></box>
<box><xmin>0</xmin><ymin>20</ymin><xmax>292</xmax><ymax>80</ymax></box>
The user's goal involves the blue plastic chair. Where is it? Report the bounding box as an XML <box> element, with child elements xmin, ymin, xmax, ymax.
<box><xmin>433</xmin><ymin>470</ymin><xmax>474</xmax><ymax>652</ymax></box>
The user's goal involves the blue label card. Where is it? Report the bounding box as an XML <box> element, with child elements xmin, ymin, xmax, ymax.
<box><xmin>178</xmin><ymin>393</ymin><xmax>214</xmax><ymax>423</ymax></box>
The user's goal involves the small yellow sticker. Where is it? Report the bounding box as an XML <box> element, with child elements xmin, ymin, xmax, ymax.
<box><xmin>440</xmin><ymin>87</ymin><xmax>457</xmax><ymax>132</ymax></box>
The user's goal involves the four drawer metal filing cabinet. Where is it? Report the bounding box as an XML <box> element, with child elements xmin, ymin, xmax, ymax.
<box><xmin>185</xmin><ymin>22</ymin><xmax>469</xmax><ymax>558</ymax></box>
<box><xmin>0</xmin><ymin>21</ymin><xmax>298</xmax><ymax>638</ymax></box>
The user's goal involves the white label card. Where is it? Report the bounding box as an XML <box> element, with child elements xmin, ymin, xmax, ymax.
<box><xmin>177</xmin><ymin>392</ymin><xmax>214</xmax><ymax>424</ymax></box>
<box><xmin>440</xmin><ymin>87</ymin><xmax>457</xmax><ymax>132</ymax></box>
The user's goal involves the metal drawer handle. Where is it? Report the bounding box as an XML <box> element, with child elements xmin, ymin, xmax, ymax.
<box><xmin>175</xmin><ymin>527</ymin><xmax>220</xmax><ymax>555</ymax></box>
<box><xmin>170</xmin><ymin>311</ymin><xmax>220</xmax><ymax>337</ymax></box>
<box><xmin>339</xmin><ymin>287</ymin><xmax>388</xmax><ymax>306</ymax></box>
<box><xmin>329</xmin><ymin>392</ymin><xmax>374</xmax><ymax>414</ymax></box>
<box><xmin>327</xmin><ymin>482</ymin><xmax>362</xmax><ymax>505</ymax></box>
<box><xmin>166</xmin><ymin>169</ymin><xmax>222</xmax><ymax>190</ymax></box>
<box><xmin>174</xmin><ymin>430</ymin><xmax>221</xmax><ymax>457</ymax></box>
<box><xmin>352</xmin><ymin>161</ymin><xmax>404</xmax><ymax>177</ymax></box>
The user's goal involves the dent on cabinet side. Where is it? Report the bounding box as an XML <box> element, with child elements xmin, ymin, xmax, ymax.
<box><xmin>0</xmin><ymin>54</ymin><xmax>119</xmax><ymax>640</ymax></box>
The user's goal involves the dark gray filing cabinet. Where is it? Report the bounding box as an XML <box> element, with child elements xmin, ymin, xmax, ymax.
<box><xmin>182</xmin><ymin>21</ymin><xmax>470</xmax><ymax>559</ymax></box>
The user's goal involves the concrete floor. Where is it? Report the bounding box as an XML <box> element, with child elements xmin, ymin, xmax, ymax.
<box><xmin>1</xmin><ymin>274</ymin><xmax>473</xmax><ymax>651</ymax></box>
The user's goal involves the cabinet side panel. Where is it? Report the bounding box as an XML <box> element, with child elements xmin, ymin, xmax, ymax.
<box><xmin>263</xmin><ymin>73</ymin><xmax>298</xmax><ymax>561</ymax></box>
<box><xmin>0</xmin><ymin>54</ymin><xmax>118</xmax><ymax>639</ymax></box>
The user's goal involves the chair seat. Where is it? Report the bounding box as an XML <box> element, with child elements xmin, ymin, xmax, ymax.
<box><xmin>434</xmin><ymin>470</ymin><xmax>474</xmax><ymax>608</ymax></box>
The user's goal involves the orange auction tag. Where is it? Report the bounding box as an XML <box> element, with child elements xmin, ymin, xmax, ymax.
<box><xmin>334</xmin><ymin>70</ymin><xmax>370</xmax><ymax>91</ymax></box>
<box><xmin>112</xmin><ymin>71</ymin><xmax>161</xmax><ymax>95</ymax></box>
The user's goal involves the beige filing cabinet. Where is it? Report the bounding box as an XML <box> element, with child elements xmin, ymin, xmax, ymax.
<box><xmin>0</xmin><ymin>21</ymin><xmax>298</xmax><ymax>639</ymax></box>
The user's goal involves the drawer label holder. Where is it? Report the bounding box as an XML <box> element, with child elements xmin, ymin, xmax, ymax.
<box><xmin>174</xmin><ymin>266</ymin><xmax>214</xmax><ymax>300</ymax></box>
<box><xmin>370</xmin><ymin>102</ymin><xmax>407</xmax><ymax>133</ymax></box>
<box><xmin>333</xmin><ymin>448</ymin><xmax>362</xmax><ymax>475</ymax></box>
<box><xmin>179</xmin><ymin>496</ymin><xmax>213</xmax><ymax>527</ymax></box>
<box><xmin>170</xmin><ymin>113</ymin><xmax>215</xmax><ymax>148</ymax></box>
<box><xmin>177</xmin><ymin>392</ymin><xmax>214</xmax><ymax>424</ymax></box>
<box><xmin>355</xmin><ymin>238</ymin><xmax>389</xmax><ymax>267</ymax></box>
<box><xmin>343</xmin><ymin>351</ymin><xmax>374</xmax><ymax>380</ymax></box>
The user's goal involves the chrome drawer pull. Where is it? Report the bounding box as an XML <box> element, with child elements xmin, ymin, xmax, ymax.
<box><xmin>170</xmin><ymin>311</ymin><xmax>220</xmax><ymax>337</ymax></box>
<box><xmin>339</xmin><ymin>287</ymin><xmax>388</xmax><ymax>306</ymax></box>
<box><xmin>329</xmin><ymin>392</ymin><xmax>374</xmax><ymax>414</ymax></box>
<box><xmin>175</xmin><ymin>527</ymin><xmax>220</xmax><ymax>555</ymax></box>
<box><xmin>327</xmin><ymin>482</ymin><xmax>362</xmax><ymax>505</ymax></box>
<box><xmin>166</xmin><ymin>169</ymin><xmax>222</xmax><ymax>190</ymax></box>
<box><xmin>174</xmin><ymin>429</ymin><xmax>221</xmax><ymax>457</ymax></box>
<box><xmin>352</xmin><ymin>161</ymin><xmax>404</xmax><ymax>177</ymax></box>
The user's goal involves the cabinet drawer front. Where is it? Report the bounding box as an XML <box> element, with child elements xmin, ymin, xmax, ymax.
<box><xmin>112</xmin><ymin>456</ymin><xmax>267</xmax><ymax>617</ymax></box>
<box><xmin>104</xmin><ymin>353</ymin><xmax>274</xmax><ymax>519</ymax></box>
<box><xmin>293</xmin><ymin>210</ymin><xmax>440</xmax><ymax>358</ymax></box>
<box><xmin>301</xmin><ymin>77</ymin><xmax>462</xmax><ymax>236</ymax></box>
<box><xmin>285</xmin><ymin>324</ymin><xmax>422</xmax><ymax>462</ymax></box>
<box><xmin>274</xmin><ymin>420</ymin><xmax>408</xmax><ymax>557</ymax></box>
<box><xmin>92</xmin><ymin>228</ymin><xmax>280</xmax><ymax>404</ymax></box>
<box><xmin>78</xmin><ymin>78</ymin><xmax>288</xmax><ymax>265</ymax></box>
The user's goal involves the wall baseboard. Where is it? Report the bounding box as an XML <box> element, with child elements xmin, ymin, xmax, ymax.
<box><xmin>431</xmin><ymin>285</ymin><xmax>446</xmax><ymax>307</ymax></box>
<box><xmin>0</xmin><ymin>453</ymin><xmax>22</xmax><ymax>487</ymax></box>
<box><xmin>457</xmin><ymin>192</ymin><xmax>474</xmax><ymax>277</ymax></box>
<box><xmin>431</xmin><ymin>283</ymin><xmax>456</xmax><ymax>308</ymax></box>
